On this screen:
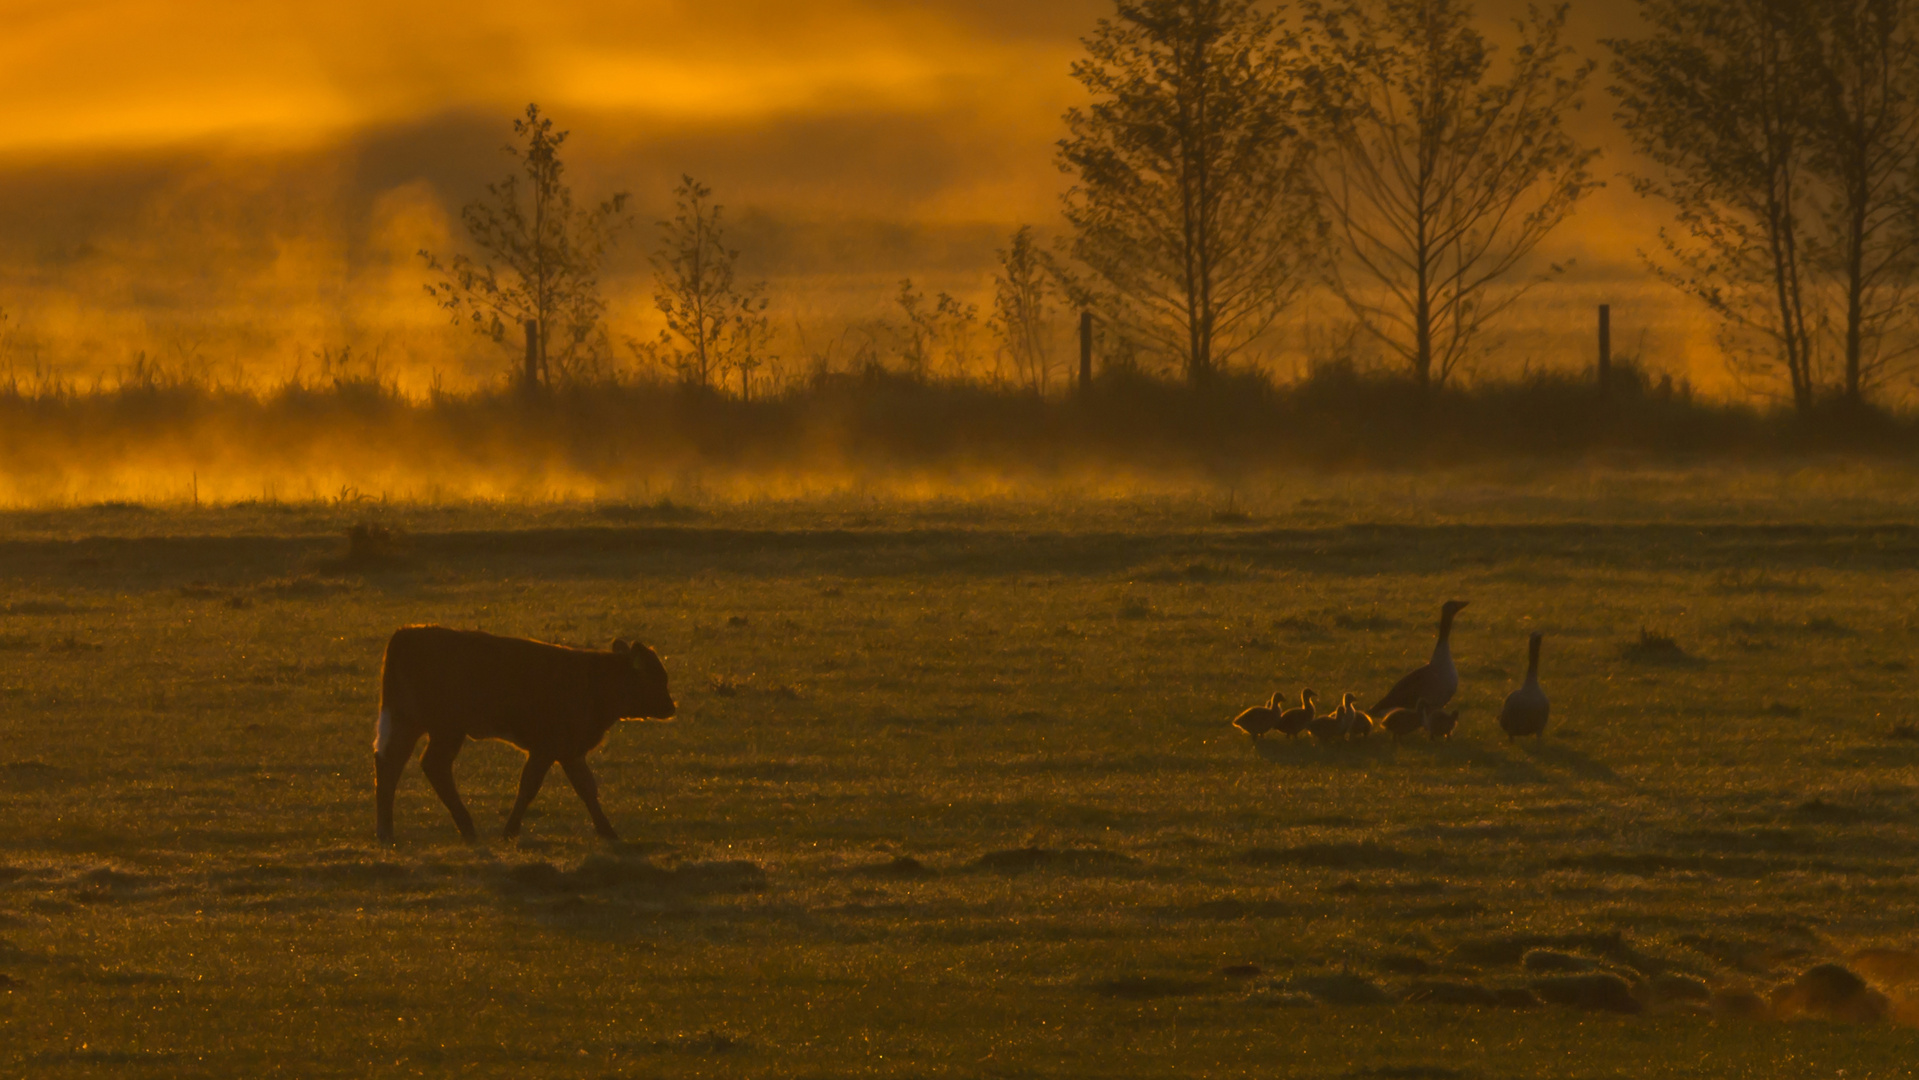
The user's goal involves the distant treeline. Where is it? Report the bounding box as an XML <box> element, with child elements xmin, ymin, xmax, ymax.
<box><xmin>3</xmin><ymin>0</ymin><xmax>1916</xmax><ymax>428</ymax></box>
<box><xmin>3</xmin><ymin>362</ymin><xmax>1915</xmax><ymax>505</ymax></box>
<box><xmin>385</xmin><ymin>0</ymin><xmax>1919</xmax><ymax>418</ymax></box>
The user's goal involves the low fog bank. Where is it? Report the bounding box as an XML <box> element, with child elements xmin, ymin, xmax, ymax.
<box><xmin>6</xmin><ymin>364</ymin><xmax>1918</xmax><ymax>509</ymax></box>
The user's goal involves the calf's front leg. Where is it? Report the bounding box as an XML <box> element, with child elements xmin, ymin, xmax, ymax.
<box><xmin>375</xmin><ymin>730</ymin><xmax>422</xmax><ymax>842</ymax></box>
<box><xmin>561</xmin><ymin>757</ymin><xmax>619</xmax><ymax>840</ymax></box>
<box><xmin>503</xmin><ymin>755</ymin><xmax>554</xmax><ymax>839</ymax></box>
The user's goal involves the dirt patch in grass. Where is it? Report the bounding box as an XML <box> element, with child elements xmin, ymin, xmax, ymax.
<box><xmin>1</xmin><ymin>601</ymin><xmax>86</xmax><ymax>616</ymax></box>
<box><xmin>1234</xmin><ymin>841</ymin><xmax>1412</xmax><ymax>870</ymax></box>
<box><xmin>1522</xmin><ymin>949</ymin><xmax>1602</xmax><ymax>973</ymax></box>
<box><xmin>1726</xmin><ymin>616</ymin><xmax>1852</xmax><ymax>637</ymax></box>
<box><xmin>646</xmin><ymin>1029</ymin><xmax>751</xmax><ymax>1054</ymax></box>
<box><xmin>1091</xmin><ymin>974</ymin><xmax>1210</xmax><ymax>1000</ymax></box>
<box><xmin>1793</xmin><ymin>798</ymin><xmax>1907</xmax><ymax>824</ymax></box>
<box><xmin>67</xmin><ymin>868</ymin><xmax>171</xmax><ymax>904</ymax></box>
<box><xmin>1531</xmin><ymin>972</ymin><xmax>1643</xmax><ymax>1013</ymax></box>
<box><xmin>1552</xmin><ymin>849</ymin><xmax>1783</xmax><ymax>879</ymax></box>
<box><xmin>1452</xmin><ymin>931</ymin><xmax>1641</xmax><ymax>969</ymax></box>
<box><xmin>260</xmin><ymin>576</ymin><xmax>353</xmax><ymax>599</ymax></box>
<box><xmin>498</xmin><ymin>856</ymin><xmax>766</xmax><ymax>897</ymax></box>
<box><xmin>1404</xmin><ymin>980</ymin><xmax>1501</xmax><ymax>1006</ymax></box>
<box><xmin>45</xmin><ymin>634</ymin><xmax>104</xmax><ymax>654</ymax></box>
<box><xmin>1621</xmin><ymin>627</ymin><xmax>1702</xmax><ymax>665</ymax></box>
<box><xmin>968</xmin><ymin>847</ymin><xmax>1140</xmax><ymax>875</ymax></box>
<box><xmin>853</xmin><ymin>855</ymin><xmax>935</xmax><ymax>880</ymax></box>
<box><xmin>1771</xmin><ymin>964</ymin><xmax>1890</xmax><ymax>1023</ymax></box>
<box><xmin>1284</xmin><ymin>972</ymin><xmax>1394</xmax><ymax>1006</ymax></box>
<box><xmin>1710</xmin><ymin>569</ymin><xmax>1822</xmax><ymax>595</ymax></box>
<box><xmin>1332</xmin><ymin>878</ymin><xmax>1447</xmax><ymax>897</ymax></box>
<box><xmin>1163</xmin><ymin>897</ymin><xmax>1295</xmax><ymax>920</ymax></box>
<box><xmin>1138</xmin><ymin>558</ymin><xmax>1255</xmax><ymax>583</ymax></box>
<box><xmin>706</xmin><ymin>673</ymin><xmax>753</xmax><ymax>697</ymax></box>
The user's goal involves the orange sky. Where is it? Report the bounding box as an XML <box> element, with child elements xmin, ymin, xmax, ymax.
<box><xmin>0</xmin><ymin>0</ymin><xmax>1721</xmax><ymax>391</ymax></box>
<box><xmin>0</xmin><ymin>1</ymin><xmax>1092</xmax><ymax>153</ymax></box>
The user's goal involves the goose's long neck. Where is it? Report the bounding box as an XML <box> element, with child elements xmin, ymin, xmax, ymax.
<box><xmin>1433</xmin><ymin>610</ymin><xmax>1457</xmax><ymax>666</ymax></box>
<box><xmin>1525</xmin><ymin>635</ymin><xmax>1542</xmax><ymax>685</ymax></box>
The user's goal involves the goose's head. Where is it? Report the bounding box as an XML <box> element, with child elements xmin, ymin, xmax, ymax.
<box><xmin>1442</xmin><ymin>600</ymin><xmax>1470</xmax><ymax>618</ymax></box>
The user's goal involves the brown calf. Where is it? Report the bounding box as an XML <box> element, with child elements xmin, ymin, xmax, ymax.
<box><xmin>374</xmin><ymin>626</ymin><xmax>676</xmax><ymax>841</ymax></box>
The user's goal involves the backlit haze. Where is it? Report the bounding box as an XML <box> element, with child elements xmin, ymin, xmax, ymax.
<box><xmin>0</xmin><ymin>0</ymin><xmax>1714</xmax><ymax>394</ymax></box>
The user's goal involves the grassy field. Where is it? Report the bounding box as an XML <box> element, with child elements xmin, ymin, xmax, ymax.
<box><xmin>2</xmin><ymin>472</ymin><xmax>1918</xmax><ymax>1077</ymax></box>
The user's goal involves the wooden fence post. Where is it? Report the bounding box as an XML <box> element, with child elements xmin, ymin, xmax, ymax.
<box><xmin>1079</xmin><ymin>311</ymin><xmax>1094</xmax><ymax>394</ymax></box>
<box><xmin>1598</xmin><ymin>304</ymin><xmax>1611</xmax><ymax>393</ymax></box>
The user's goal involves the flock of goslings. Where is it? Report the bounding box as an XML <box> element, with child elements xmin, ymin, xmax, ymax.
<box><xmin>1231</xmin><ymin>601</ymin><xmax>1552</xmax><ymax>746</ymax></box>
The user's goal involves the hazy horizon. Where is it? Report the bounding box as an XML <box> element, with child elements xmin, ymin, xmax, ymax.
<box><xmin>0</xmin><ymin>1</ymin><xmax>1734</xmax><ymax>396</ymax></box>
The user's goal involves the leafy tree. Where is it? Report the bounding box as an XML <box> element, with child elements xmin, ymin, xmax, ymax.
<box><xmin>991</xmin><ymin>226</ymin><xmax>1059</xmax><ymax>394</ymax></box>
<box><xmin>648</xmin><ymin>176</ymin><xmax>773</xmax><ymax>396</ymax></box>
<box><xmin>421</xmin><ymin>104</ymin><xmax>632</xmax><ymax>390</ymax></box>
<box><xmin>1059</xmin><ymin>0</ymin><xmax>1317</xmax><ymax>386</ymax></box>
<box><xmin>1301</xmin><ymin>0</ymin><xmax>1600</xmax><ymax>390</ymax></box>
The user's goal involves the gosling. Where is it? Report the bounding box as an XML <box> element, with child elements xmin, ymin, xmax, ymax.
<box><xmin>1232</xmin><ymin>693</ymin><xmax>1285</xmax><ymax>740</ymax></box>
<box><xmin>1380</xmin><ymin>700</ymin><xmax>1429</xmax><ymax>743</ymax></box>
<box><xmin>1308</xmin><ymin>696</ymin><xmax>1349</xmax><ymax>744</ymax></box>
<box><xmin>1423</xmin><ymin>706</ymin><xmax>1460</xmax><ymax>740</ymax></box>
<box><xmin>1341</xmin><ymin>694</ymin><xmax>1377</xmax><ymax>741</ymax></box>
<box><xmin>1275</xmin><ymin>689</ymin><xmax>1317</xmax><ymax>739</ymax></box>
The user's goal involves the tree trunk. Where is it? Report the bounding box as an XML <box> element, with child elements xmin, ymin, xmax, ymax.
<box><xmin>1181</xmin><ymin>16</ymin><xmax>1214</xmax><ymax>388</ymax></box>
<box><xmin>1844</xmin><ymin>187</ymin><xmax>1868</xmax><ymax>403</ymax></box>
<box><xmin>523</xmin><ymin>319</ymin><xmax>540</xmax><ymax>397</ymax></box>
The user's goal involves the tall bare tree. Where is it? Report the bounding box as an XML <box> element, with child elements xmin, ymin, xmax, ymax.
<box><xmin>1798</xmin><ymin>0</ymin><xmax>1919</xmax><ymax>402</ymax></box>
<box><xmin>1301</xmin><ymin>0</ymin><xmax>1599</xmax><ymax>390</ymax></box>
<box><xmin>421</xmin><ymin>104</ymin><xmax>631</xmax><ymax>390</ymax></box>
<box><xmin>1059</xmin><ymin>0</ymin><xmax>1317</xmax><ymax>386</ymax></box>
<box><xmin>1615</xmin><ymin>0</ymin><xmax>1919</xmax><ymax>409</ymax></box>
<box><xmin>648</xmin><ymin>176</ymin><xmax>772</xmax><ymax>395</ymax></box>
<box><xmin>1613</xmin><ymin>0</ymin><xmax>1836</xmax><ymax>409</ymax></box>
<box><xmin>991</xmin><ymin>226</ymin><xmax>1058</xmax><ymax>394</ymax></box>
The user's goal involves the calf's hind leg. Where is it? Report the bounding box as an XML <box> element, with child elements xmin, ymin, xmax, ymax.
<box><xmin>420</xmin><ymin>734</ymin><xmax>476</xmax><ymax>841</ymax></box>
<box><xmin>561</xmin><ymin>757</ymin><xmax>619</xmax><ymax>840</ymax></box>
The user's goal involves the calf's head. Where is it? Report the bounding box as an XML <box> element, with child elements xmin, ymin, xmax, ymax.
<box><xmin>608</xmin><ymin>639</ymin><xmax>677</xmax><ymax>720</ymax></box>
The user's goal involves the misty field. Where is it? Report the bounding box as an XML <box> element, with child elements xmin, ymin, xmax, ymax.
<box><xmin>3</xmin><ymin>475</ymin><xmax>1918</xmax><ymax>1078</ymax></box>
